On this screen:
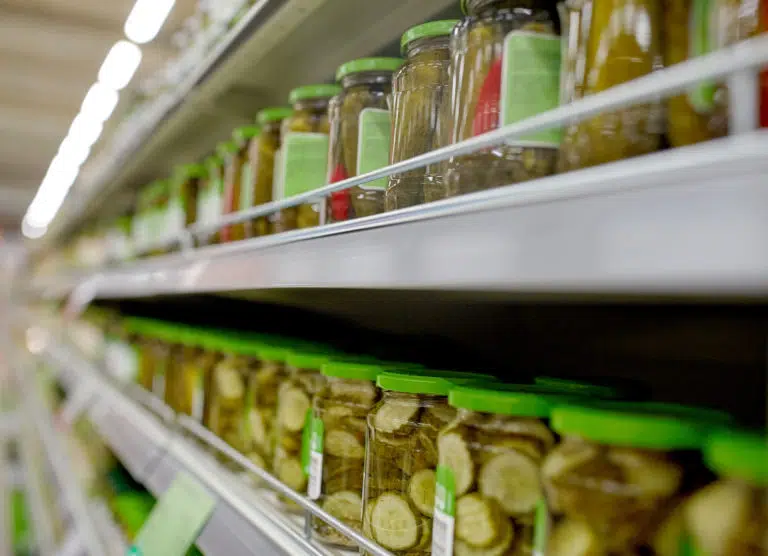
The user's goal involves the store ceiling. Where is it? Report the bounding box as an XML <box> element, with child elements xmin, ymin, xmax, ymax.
<box><xmin>0</xmin><ymin>0</ymin><xmax>195</xmax><ymax>231</ymax></box>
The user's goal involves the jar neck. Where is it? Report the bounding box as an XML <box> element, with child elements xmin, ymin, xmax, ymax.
<box><xmin>404</xmin><ymin>36</ymin><xmax>451</xmax><ymax>60</ymax></box>
<box><xmin>292</xmin><ymin>97</ymin><xmax>332</xmax><ymax>114</ymax></box>
<box><xmin>341</xmin><ymin>70</ymin><xmax>394</xmax><ymax>90</ymax></box>
<box><xmin>261</xmin><ymin>120</ymin><xmax>283</xmax><ymax>135</ymax></box>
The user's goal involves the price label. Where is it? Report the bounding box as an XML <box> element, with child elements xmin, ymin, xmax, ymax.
<box><xmin>127</xmin><ymin>472</ymin><xmax>215</xmax><ymax>556</ymax></box>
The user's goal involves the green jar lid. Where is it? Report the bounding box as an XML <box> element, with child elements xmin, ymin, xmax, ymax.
<box><xmin>704</xmin><ymin>430</ymin><xmax>768</xmax><ymax>485</ymax></box>
<box><xmin>204</xmin><ymin>154</ymin><xmax>223</xmax><ymax>169</ymax></box>
<box><xmin>377</xmin><ymin>372</ymin><xmax>455</xmax><ymax>396</ymax></box>
<box><xmin>322</xmin><ymin>357</ymin><xmax>389</xmax><ymax>382</ymax></box>
<box><xmin>255</xmin><ymin>343</ymin><xmax>289</xmax><ymax>363</ymax></box>
<box><xmin>336</xmin><ymin>57</ymin><xmax>404</xmax><ymax>81</ymax></box>
<box><xmin>257</xmin><ymin>107</ymin><xmax>292</xmax><ymax>125</ymax></box>
<box><xmin>420</xmin><ymin>368</ymin><xmax>496</xmax><ymax>382</ymax></box>
<box><xmin>287</xmin><ymin>349</ymin><xmax>335</xmax><ymax>370</ymax></box>
<box><xmin>640</xmin><ymin>402</ymin><xmax>734</xmax><ymax>426</ymax></box>
<box><xmin>449</xmin><ymin>384</ymin><xmax>566</xmax><ymax>417</ymax></box>
<box><xmin>216</xmin><ymin>141</ymin><xmax>239</xmax><ymax>157</ymax></box>
<box><xmin>233</xmin><ymin>125</ymin><xmax>261</xmax><ymax>146</ymax></box>
<box><xmin>178</xmin><ymin>163</ymin><xmax>207</xmax><ymax>179</ymax></box>
<box><xmin>289</xmin><ymin>84</ymin><xmax>342</xmax><ymax>103</ymax></box>
<box><xmin>401</xmin><ymin>20</ymin><xmax>459</xmax><ymax>53</ymax></box>
<box><xmin>533</xmin><ymin>376</ymin><xmax>623</xmax><ymax>399</ymax></box>
<box><xmin>551</xmin><ymin>402</ymin><xmax>708</xmax><ymax>450</ymax></box>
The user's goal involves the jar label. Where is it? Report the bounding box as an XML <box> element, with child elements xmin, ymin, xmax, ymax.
<box><xmin>281</xmin><ymin>133</ymin><xmax>330</xmax><ymax>198</ymax></box>
<box><xmin>432</xmin><ymin>464</ymin><xmax>456</xmax><ymax>556</ymax></box>
<box><xmin>300</xmin><ymin>408</ymin><xmax>313</xmax><ymax>477</ymax></box>
<box><xmin>356</xmin><ymin>108</ymin><xmax>391</xmax><ymax>190</ymax></box>
<box><xmin>239</xmin><ymin>162</ymin><xmax>254</xmax><ymax>211</ymax></box>
<box><xmin>500</xmin><ymin>31</ymin><xmax>562</xmax><ymax>146</ymax></box>
<box><xmin>307</xmin><ymin>416</ymin><xmax>324</xmax><ymax>500</ymax></box>
<box><xmin>532</xmin><ymin>497</ymin><xmax>550</xmax><ymax>556</ymax></box>
<box><xmin>272</xmin><ymin>147</ymin><xmax>285</xmax><ymax>201</ymax></box>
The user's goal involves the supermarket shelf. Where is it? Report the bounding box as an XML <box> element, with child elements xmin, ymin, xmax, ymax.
<box><xmin>15</xmin><ymin>355</ymin><xmax>107</xmax><ymax>556</ymax></box>
<box><xmin>42</xmin><ymin>337</ymin><xmax>393</xmax><ymax>556</ymax></box>
<box><xmin>43</xmin><ymin>0</ymin><xmax>456</xmax><ymax>248</ymax></box>
<box><xmin>31</xmin><ymin>130</ymin><xmax>768</xmax><ymax>301</ymax></box>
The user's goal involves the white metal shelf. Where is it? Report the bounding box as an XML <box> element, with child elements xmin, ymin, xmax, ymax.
<box><xmin>41</xmin><ymin>336</ymin><xmax>393</xmax><ymax>556</ymax></box>
<box><xmin>30</xmin><ymin>130</ymin><xmax>768</xmax><ymax>301</ymax></box>
<box><xmin>43</xmin><ymin>0</ymin><xmax>456</xmax><ymax>248</ymax></box>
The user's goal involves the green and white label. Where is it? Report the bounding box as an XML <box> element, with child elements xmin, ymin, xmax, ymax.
<box><xmin>129</xmin><ymin>472</ymin><xmax>215</xmax><ymax>556</ymax></box>
<box><xmin>166</xmin><ymin>199</ymin><xmax>185</xmax><ymax>241</ymax></box>
<box><xmin>432</xmin><ymin>464</ymin><xmax>456</xmax><ymax>556</ymax></box>
<box><xmin>687</xmin><ymin>0</ymin><xmax>717</xmax><ymax>113</ymax></box>
<box><xmin>300</xmin><ymin>408</ymin><xmax>314</xmax><ymax>477</ymax></box>
<box><xmin>532</xmin><ymin>498</ymin><xmax>550</xmax><ymax>556</ymax></box>
<box><xmin>239</xmin><ymin>162</ymin><xmax>254</xmax><ymax>211</ymax></box>
<box><xmin>307</xmin><ymin>416</ymin><xmax>325</xmax><ymax>500</ymax></box>
<box><xmin>500</xmin><ymin>31</ymin><xmax>562</xmax><ymax>146</ymax></box>
<box><xmin>356</xmin><ymin>108</ymin><xmax>391</xmax><ymax>190</ymax></box>
<box><xmin>282</xmin><ymin>133</ymin><xmax>330</xmax><ymax>198</ymax></box>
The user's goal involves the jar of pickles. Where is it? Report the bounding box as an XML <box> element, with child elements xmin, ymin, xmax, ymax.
<box><xmin>363</xmin><ymin>373</ymin><xmax>460</xmax><ymax>555</ymax></box>
<box><xmin>387</xmin><ymin>20</ymin><xmax>457</xmax><ymax>210</ymax></box>
<box><xmin>443</xmin><ymin>0</ymin><xmax>560</xmax><ymax>197</ymax></box>
<box><xmin>309</xmin><ymin>358</ymin><xmax>388</xmax><ymax>546</ymax></box>
<box><xmin>221</xmin><ymin>126</ymin><xmax>260</xmax><ymax>243</ymax></box>
<box><xmin>681</xmin><ymin>431</ymin><xmax>767</xmax><ymax>556</ymax></box>
<box><xmin>243</xmin><ymin>343</ymin><xmax>290</xmax><ymax>472</ymax></box>
<box><xmin>273</xmin><ymin>350</ymin><xmax>331</xmax><ymax>509</ymax></box>
<box><xmin>273</xmin><ymin>84</ymin><xmax>340</xmax><ymax>232</ymax></box>
<box><xmin>246</xmin><ymin>108</ymin><xmax>291</xmax><ymax>235</ymax></box>
<box><xmin>542</xmin><ymin>403</ymin><xmax>707</xmax><ymax>554</ymax></box>
<box><xmin>133</xmin><ymin>319</ymin><xmax>173</xmax><ymax>398</ymax></box>
<box><xmin>558</xmin><ymin>0</ymin><xmax>664</xmax><ymax>171</ymax></box>
<box><xmin>206</xmin><ymin>338</ymin><xmax>253</xmax><ymax>453</ymax></box>
<box><xmin>327</xmin><ymin>58</ymin><xmax>402</xmax><ymax>221</ymax></box>
<box><xmin>196</xmin><ymin>154</ymin><xmax>225</xmax><ymax>245</ymax></box>
<box><xmin>167</xmin><ymin>328</ymin><xmax>222</xmax><ymax>421</ymax></box>
<box><xmin>170</xmin><ymin>163</ymin><xmax>206</xmax><ymax>241</ymax></box>
<box><xmin>433</xmin><ymin>385</ymin><xmax>560</xmax><ymax>556</ymax></box>
<box><xmin>664</xmin><ymin>0</ymin><xmax>762</xmax><ymax>148</ymax></box>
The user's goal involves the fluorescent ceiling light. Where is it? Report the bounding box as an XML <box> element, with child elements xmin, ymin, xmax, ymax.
<box><xmin>99</xmin><ymin>40</ymin><xmax>143</xmax><ymax>90</ymax></box>
<box><xmin>69</xmin><ymin>113</ymin><xmax>104</xmax><ymax>147</ymax></box>
<box><xmin>81</xmin><ymin>82</ymin><xmax>119</xmax><ymax>123</ymax></box>
<box><xmin>125</xmin><ymin>0</ymin><xmax>176</xmax><ymax>44</ymax></box>
<box><xmin>24</xmin><ymin>157</ymin><xmax>80</xmax><ymax>228</ymax></box>
<box><xmin>21</xmin><ymin>219</ymin><xmax>47</xmax><ymax>239</ymax></box>
<box><xmin>58</xmin><ymin>136</ymin><xmax>91</xmax><ymax>167</ymax></box>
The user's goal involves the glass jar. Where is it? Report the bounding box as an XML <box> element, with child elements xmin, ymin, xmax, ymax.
<box><xmin>224</xmin><ymin>125</ymin><xmax>261</xmax><ymax>242</ymax></box>
<box><xmin>274</xmin><ymin>84</ymin><xmax>340</xmax><ymax>232</ymax></box>
<box><xmin>557</xmin><ymin>0</ymin><xmax>664</xmax><ymax>171</ymax></box>
<box><xmin>664</xmin><ymin>0</ymin><xmax>762</xmax><ymax>148</ymax></box>
<box><xmin>243</xmin><ymin>344</ymin><xmax>290</xmax><ymax>472</ymax></box>
<box><xmin>172</xmin><ymin>331</ymin><xmax>222</xmax><ymax>422</ymax></box>
<box><xmin>310</xmin><ymin>358</ymin><xmax>387</xmax><ymax>546</ymax></box>
<box><xmin>215</xmin><ymin>141</ymin><xmax>240</xmax><ymax>244</ymax></box>
<box><xmin>363</xmin><ymin>373</ymin><xmax>458</xmax><ymax>555</ymax></box>
<box><xmin>681</xmin><ymin>431</ymin><xmax>767</xmax><ymax>556</ymax></box>
<box><xmin>242</xmin><ymin>108</ymin><xmax>291</xmax><ymax>236</ymax></box>
<box><xmin>170</xmin><ymin>163</ymin><xmax>206</xmax><ymax>242</ymax></box>
<box><xmin>443</xmin><ymin>0</ymin><xmax>560</xmax><ymax>198</ymax></box>
<box><xmin>206</xmin><ymin>350</ymin><xmax>249</xmax><ymax>452</ymax></box>
<box><xmin>273</xmin><ymin>350</ymin><xmax>330</xmax><ymax>511</ymax></box>
<box><xmin>542</xmin><ymin>403</ymin><xmax>707</xmax><ymax>554</ymax></box>
<box><xmin>387</xmin><ymin>21</ymin><xmax>457</xmax><ymax>210</ymax></box>
<box><xmin>327</xmin><ymin>58</ymin><xmax>402</xmax><ymax>222</ymax></box>
<box><xmin>148</xmin><ymin>180</ymin><xmax>170</xmax><ymax>255</ymax></box>
<box><xmin>434</xmin><ymin>386</ymin><xmax>560</xmax><ymax>556</ymax></box>
<box><xmin>196</xmin><ymin>154</ymin><xmax>225</xmax><ymax>245</ymax></box>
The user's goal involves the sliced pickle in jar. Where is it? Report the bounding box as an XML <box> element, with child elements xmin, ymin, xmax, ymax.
<box><xmin>437</xmin><ymin>431</ymin><xmax>474</xmax><ymax>496</ymax></box>
<box><xmin>455</xmin><ymin>493</ymin><xmax>503</xmax><ymax>548</ymax></box>
<box><xmin>373</xmin><ymin>399</ymin><xmax>420</xmax><ymax>434</ymax></box>
<box><xmin>325</xmin><ymin>429</ymin><xmax>365</xmax><ymax>459</ymax></box>
<box><xmin>329</xmin><ymin>380</ymin><xmax>378</xmax><ymax>405</ymax></box>
<box><xmin>453</xmin><ymin>519</ymin><xmax>514</xmax><ymax>556</ymax></box>
<box><xmin>547</xmin><ymin>518</ymin><xmax>603</xmax><ymax>556</ymax></box>
<box><xmin>479</xmin><ymin>451</ymin><xmax>542</xmax><ymax>516</ymax></box>
<box><xmin>684</xmin><ymin>480</ymin><xmax>752</xmax><ymax>555</ymax></box>
<box><xmin>322</xmin><ymin>490</ymin><xmax>363</xmax><ymax>524</ymax></box>
<box><xmin>247</xmin><ymin>408</ymin><xmax>268</xmax><ymax>447</ymax></box>
<box><xmin>607</xmin><ymin>448</ymin><xmax>683</xmax><ymax>499</ymax></box>
<box><xmin>370</xmin><ymin>493</ymin><xmax>421</xmax><ymax>551</ymax></box>
<box><xmin>276</xmin><ymin>456</ymin><xmax>305</xmax><ymax>492</ymax></box>
<box><xmin>216</xmin><ymin>364</ymin><xmax>245</xmax><ymax>403</ymax></box>
<box><xmin>277</xmin><ymin>386</ymin><xmax>310</xmax><ymax>432</ymax></box>
<box><xmin>407</xmin><ymin>468</ymin><xmax>436</xmax><ymax>517</ymax></box>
